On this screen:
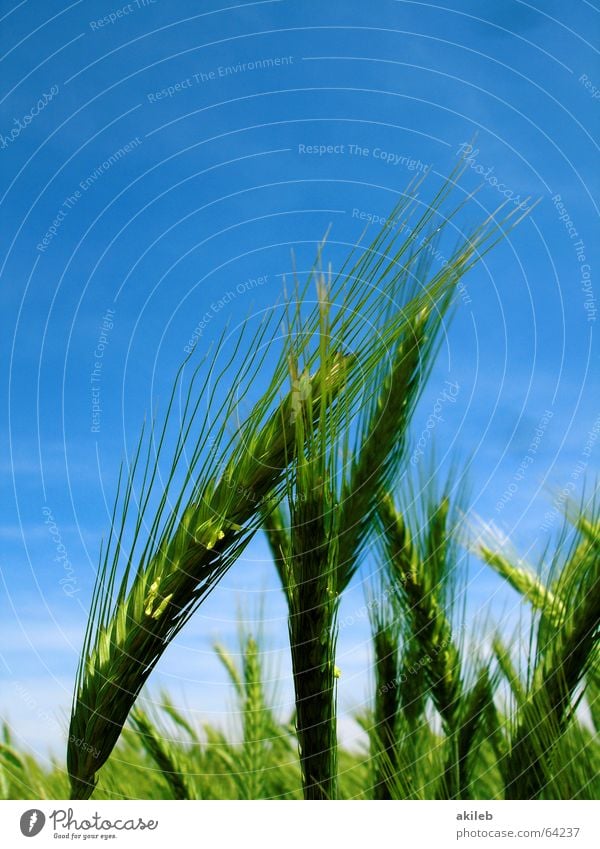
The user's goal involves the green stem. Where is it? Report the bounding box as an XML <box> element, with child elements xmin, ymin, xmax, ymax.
<box><xmin>372</xmin><ymin>630</ymin><xmax>401</xmax><ymax>799</ymax></box>
<box><xmin>288</xmin><ymin>491</ymin><xmax>338</xmax><ymax>800</ymax></box>
<box><xmin>290</xmin><ymin>624</ymin><xmax>337</xmax><ymax>800</ymax></box>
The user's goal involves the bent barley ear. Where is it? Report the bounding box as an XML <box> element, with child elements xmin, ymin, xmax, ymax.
<box><xmin>472</xmin><ymin>518</ymin><xmax>566</xmax><ymax>627</ymax></box>
<box><xmin>67</xmin><ymin>343</ymin><xmax>352</xmax><ymax>799</ymax></box>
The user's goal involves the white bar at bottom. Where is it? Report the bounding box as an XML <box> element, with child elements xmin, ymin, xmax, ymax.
<box><xmin>0</xmin><ymin>800</ymin><xmax>597</xmax><ymax>848</ymax></box>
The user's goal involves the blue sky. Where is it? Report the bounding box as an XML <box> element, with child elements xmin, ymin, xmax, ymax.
<box><xmin>0</xmin><ymin>0</ymin><xmax>598</xmax><ymax>760</ymax></box>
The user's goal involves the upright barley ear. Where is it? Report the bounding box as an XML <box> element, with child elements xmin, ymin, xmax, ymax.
<box><xmin>278</xmin><ymin>286</ymin><xmax>343</xmax><ymax>800</ymax></box>
<box><xmin>264</xmin><ymin>254</ymin><xmax>458</xmax><ymax>798</ymax></box>
<box><xmin>492</xmin><ymin>636</ymin><xmax>526</xmax><ymax>707</ymax></box>
<box><xmin>260</xmin><ymin>502</ymin><xmax>289</xmax><ymax>592</ymax></box>
<box><xmin>377</xmin><ymin>486</ymin><xmax>493</xmax><ymax>799</ymax></box>
<box><xmin>130</xmin><ymin>706</ymin><xmax>197</xmax><ymax>800</ymax></box>
<box><xmin>335</xmin><ymin>305</ymin><xmax>436</xmax><ymax>586</ymax></box>
<box><xmin>239</xmin><ymin>636</ymin><xmax>269</xmax><ymax>800</ymax></box>
<box><xmin>378</xmin><ymin>494</ymin><xmax>463</xmax><ymax>735</ymax></box>
<box><xmin>368</xmin><ymin>587</ymin><xmax>402</xmax><ymax>799</ymax></box>
<box><xmin>454</xmin><ymin>666</ymin><xmax>499</xmax><ymax>799</ymax></box>
<box><xmin>214</xmin><ymin>630</ymin><xmax>275</xmax><ymax>800</ymax></box>
<box><xmin>585</xmin><ymin>649</ymin><xmax>600</xmax><ymax>734</ymax></box>
<box><xmin>261</xmin><ymin>182</ymin><xmax>518</xmax><ymax>801</ymax></box>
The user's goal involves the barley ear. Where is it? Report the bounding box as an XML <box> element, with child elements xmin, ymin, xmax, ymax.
<box><xmin>67</xmin><ymin>334</ymin><xmax>351</xmax><ymax>799</ymax></box>
<box><xmin>477</xmin><ymin>539</ymin><xmax>565</xmax><ymax>627</ymax></box>
<box><xmin>378</xmin><ymin>485</ymin><xmax>471</xmax><ymax>799</ymax></box>
<box><xmin>130</xmin><ymin>706</ymin><xmax>197</xmax><ymax>800</ymax></box>
<box><xmin>368</xmin><ymin>586</ymin><xmax>402</xmax><ymax>799</ymax></box>
<box><xmin>504</xmin><ymin>503</ymin><xmax>600</xmax><ymax>799</ymax></box>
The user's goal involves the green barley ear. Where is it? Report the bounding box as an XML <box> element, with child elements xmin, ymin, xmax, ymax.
<box><xmin>214</xmin><ymin>626</ymin><xmax>301</xmax><ymax>800</ymax></box>
<box><xmin>280</xmin><ymin>280</ymin><xmax>344</xmax><ymax>800</ymax></box>
<box><xmin>397</xmin><ymin>640</ymin><xmax>430</xmax><ymax>730</ymax></box>
<box><xmin>335</xmin><ymin>300</ymin><xmax>440</xmax><ymax>590</ymax></box>
<box><xmin>214</xmin><ymin>629</ymin><xmax>276</xmax><ymax>800</ymax></box>
<box><xmin>378</xmin><ymin>492</ymin><xmax>464</xmax><ymax>734</ymax></box>
<box><xmin>159</xmin><ymin>693</ymin><xmax>200</xmax><ymax>744</ymax></box>
<box><xmin>377</xmin><ymin>481</ymin><xmax>473</xmax><ymax>799</ymax></box>
<box><xmin>474</xmin><ymin>519</ymin><xmax>565</xmax><ymax>626</ymax></box>
<box><xmin>331</xmin><ymin>177</ymin><xmax>526</xmax><ymax>591</ymax></box>
<box><xmin>551</xmin><ymin>502</ymin><xmax>600</xmax><ymax>605</ymax></box>
<box><xmin>504</xmin><ymin>497</ymin><xmax>600</xmax><ymax>799</ymax></box>
<box><xmin>492</xmin><ymin>635</ymin><xmax>526</xmax><ymax>707</ymax></box>
<box><xmin>214</xmin><ymin>642</ymin><xmax>244</xmax><ymax>698</ymax></box>
<box><xmin>239</xmin><ymin>635</ymin><xmax>270</xmax><ymax>800</ymax></box>
<box><xmin>67</xmin><ymin>318</ymin><xmax>352</xmax><ymax>800</ymax></box>
<box><xmin>130</xmin><ymin>706</ymin><xmax>197</xmax><ymax>800</ymax></box>
<box><xmin>0</xmin><ymin>743</ymin><xmax>26</xmax><ymax>799</ymax></box>
<box><xmin>453</xmin><ymin>665</ymin><xmax>499</xmax><ymax>799</ymax></box>
<box><xmin>366</xmin><ymin>576</ymin><xmax>440</xmax><ymax>800</ymax></box>
<box><xmin>260</xmin><ymin>501</ymin><xmax>290</xmax><ymax>595</ymax></box>
<box><xmin>367</xmin><ymin>583</ymin><xmax>402</xmax><ymax>799</ymax></box>
<box><xmin>261</xmin><ymin>179</ymin><xmax>521</xmax><ymax>796</ymax></box>
<box><xmin>261</xmin><ymin>240</ymin><xmax>470</xmax><ymax>799</ymax></box>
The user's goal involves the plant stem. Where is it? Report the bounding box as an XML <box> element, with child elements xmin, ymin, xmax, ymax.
<box><xmin>372</xmin><ymin>626</ymin><xmax>401</xmax><ymax>799</ymax></box>
<box><xmin>288</xmin><ymin>481</ymin><xmax>338</xmax><ymax>800</ymax></box>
